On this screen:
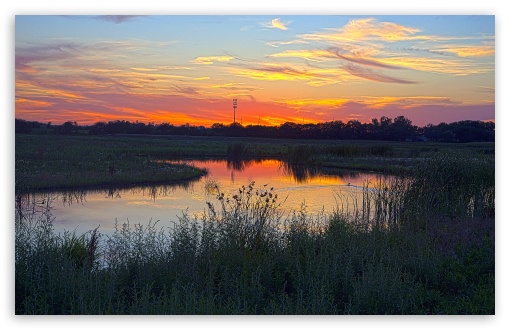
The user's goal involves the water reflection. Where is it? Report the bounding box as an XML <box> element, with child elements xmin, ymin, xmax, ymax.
<box><xmin>104</xmin><ymin>181</ymin><xmax>197</xmax><ymax>202</ymax></box>
<box><xmin>177</xmin><ymin>158</ymin><xmax>367</xmax><ymax>186</ymax></box>
<box><xmin>279</xmin><ymin>162</ymin><xmax>363</xmax><ymax>184</ymax></box>
<box><xmin>21</xmin><ymin>158</ymin><xmax>393</xmax><ymax>235</ymax></box>
<box><xmin>28</xmin><ymin>178</ymin><xmax>201</xmax><ymax>206</ymax></box>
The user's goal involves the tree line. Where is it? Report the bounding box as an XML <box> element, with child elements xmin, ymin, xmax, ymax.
<box><xmin>15</xmin><ymin>116</ymin><xmax>495</xmax><ymax>143</ymax></box>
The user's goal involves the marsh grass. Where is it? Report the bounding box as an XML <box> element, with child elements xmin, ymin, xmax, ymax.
<box><xmin>15</xmin><ymin>135</ymin><xmax>207</xmax><ymax>191</ymax></box>
<box><xmin>15</xmin><ymin>151</ymin><xmax>494</xmax><ymax>314</ymax></box>
<box><xmin>285</xmin><ymin>144</ymin><xmax>395</xmax><ymax>165</ymax></box>
<box><xmin>226</xmin><ymin>142</ymin><xmax>250</xmax><ymax>159</ymax></box>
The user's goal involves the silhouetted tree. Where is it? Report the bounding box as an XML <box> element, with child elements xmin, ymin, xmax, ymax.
<box><xmin>16</xmin><ymin>116</ymin><xmax>495</xmax><ymax>143</ymax></box>
<box><xmin>390</xmin><ymin>116</ymin><xmax>416</xmax><ymax>141</ymax></box>
<box><xmin>15</xmin><ymin>118</ymin><xmax>41</xmax><ymax>133</ymax></box>
<box><xmin>56</xmin><ymin>121</ymin><xmax>79</xmax><ymax>135</ymax></box>
<box><xmin>89</xmin><ymin>122</ymin><xmax>107</xmax><ymax>135</ymax></box>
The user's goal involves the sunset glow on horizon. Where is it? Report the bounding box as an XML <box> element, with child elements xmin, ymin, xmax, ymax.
<box><xmin>15</xmin><ymin>15</ymin><xmax>495</xmax><ymax>127</ymax></box>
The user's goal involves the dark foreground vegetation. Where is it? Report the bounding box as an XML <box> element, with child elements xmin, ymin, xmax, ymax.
<box><xmin>15</xmin><ymin>143</ymin><xmax>495</xmax><ymax>314</ymax></box>
<box><xmin>16</xmin><ymin>115</ymin><xmax>495</xmax><ymax>143</ymax></box>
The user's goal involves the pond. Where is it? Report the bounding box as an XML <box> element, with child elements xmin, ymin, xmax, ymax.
<box><xmin>21</xmin><ymin>159</ymin><xmax>395</xmax><ymax>235</ymax></box>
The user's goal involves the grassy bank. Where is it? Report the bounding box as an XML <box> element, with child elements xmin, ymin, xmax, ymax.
<box><xmin>15</xmin><ymin>154</ymin><xmax>495</xmax><ymax>314</ymax></box>
<box><xmin>15</xmin><ymin>134</ymin><xmax>207</xmax><ymax>192</ymax></box>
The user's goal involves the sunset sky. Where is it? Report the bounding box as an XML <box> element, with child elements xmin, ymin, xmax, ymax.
<box><xmin>15</xmin><ymin>15</ymin><xmax>495</xmax><ymax>127</ymax></box>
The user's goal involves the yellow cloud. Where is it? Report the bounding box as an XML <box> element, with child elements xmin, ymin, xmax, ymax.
<box><xmin>229</xmin><ymin>67</ymin><xmax>314</xmax><ymax>82</ymax></box>
<box><xmin>268</xmin><ymin>49</ymin><xmax>334</xmax><ymax>61</ymax></box>
<box><xmin>228</xmin><ymin>64</ymin><xmax>350</xmax><ymax>86</ymax></box>
<box><xmin>269</xmin><ymin>18</ymin><xmax>289</xmax><ymax>31</ymax></box>
<box><xmin>259</xmin><ymin>116</ymin><xmax>292</xmax><ymax>126</ymax></box>
<box><xmin>275</xmin><ymin>98</ymin><xmax>350</xmax><ymax>109</ymax></box>
<box><xmin>344</xmin><ymin>18</ymin><xmax>421</xmax><ymax>41</ymax></box>
<box><xmin>379</xmin><ymin>56</ymin><xmax>493</xmax><ymax>75</ymax></box>
<box><xmin>191</xmin><ymin>56</ymin><xmax>235</xmax><ymax>65</ymax></box>
<box><xmin>438</xmin><ymin>45</ymin><xmax>495</xmax><ymax>57</ymax></box>
<box><xmin>301</xmin><ymin>18</ymin><xmax>423</xmax><ymax>43</ymax></box>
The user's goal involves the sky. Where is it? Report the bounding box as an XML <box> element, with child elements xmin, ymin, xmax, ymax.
<box><xmin>15</xmin><ymin>14</ymin><xmax>495</xmax><ymax>127</ymax></box>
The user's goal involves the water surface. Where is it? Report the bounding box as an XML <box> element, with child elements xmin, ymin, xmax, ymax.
<box><xmin>25</xmin><ymin>159</ymin><xmax>393</xmax><ymax>235</ymax></box>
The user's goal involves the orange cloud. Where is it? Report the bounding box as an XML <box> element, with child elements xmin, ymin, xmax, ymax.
<box><xmin>44</xmin><ymin>89</ymin><xmax>86</xmax><ymax>100</ymax></box>
<box><xmin>15</xmin><ymin>98</ymin><xmax>53</xmax><ymax>108</ymax></box>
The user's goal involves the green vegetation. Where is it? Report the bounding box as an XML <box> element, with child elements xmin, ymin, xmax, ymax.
<box><xmin>15</xmin><ymin>152</ymin><xmax>495</xmax><ymax>314</ymax></box>
<box><xmin>15</xmin><ymin>134</ymin><xmax>208</xmax><ymax>192</ymax></box>
<box><xmin>16</xmin><ymin>133</ymin><xmax>495</xmax><ymax>191</ymax></box>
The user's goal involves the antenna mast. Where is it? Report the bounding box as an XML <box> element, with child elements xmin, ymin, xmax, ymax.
<box><xmin>233</xmin><ymin>98</ymin><xmax>237</xmax><ymax>124</ymax></box>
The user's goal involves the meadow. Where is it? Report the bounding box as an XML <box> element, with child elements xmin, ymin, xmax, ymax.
<box><xmin>15</xmin><ymin>134</ymin><xmax>495</xmax><ymax>314</ymax></box>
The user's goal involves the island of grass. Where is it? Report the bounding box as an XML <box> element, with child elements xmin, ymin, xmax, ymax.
<box><xmin>15</xmin><ymin>134</ymin><xmax>208</xmax><ymax>192</ymax></box>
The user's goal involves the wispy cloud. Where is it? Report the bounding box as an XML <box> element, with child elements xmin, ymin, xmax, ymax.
<box><xmin>15</xmin><ymin>98</ymin><xmax>54</xmax><ymax>109</ymax></box>
<box><xmin>328</xmin><ymin>47</ymin><xmax>403</xmax><ymax>69</ymax></box>
<box><xmin>15</xmin><ymin>42</ymin><xmax>82</xmax><ymax>72</ymax></box>
<box><xmin>437</xmin><ymin>44</ymin><xmax>495</xmax><ymax>57</ymax></box>
<box><xmin>171</xmin><ymin>85</ymin><xmax>198</xmax><ymax>96</ymax></box>
<box><xmin>227</xmin><ymin>62</ymin><xmax>348</xmax><ymax>87</ymax></box>
<box><xmin>275</xmin><ymin>98</ymin><xmax>350</xmax><ymax>110</ymax></box>
<box><xmin>263</xmin><ymin>18</ymin><xmax>290</xmax><ymax>31</ymax></box>
<box><xmin>361</xmin><ymin>96</ymin><xmax>461</xmax><ymax>108</ymax></box>
<box><xmin>479</xmin><ymin>86</ymin><xmax>495</xmax><ymax>93</ymax></box>
<box><xmin>266</xmin><ymin>39</ymin><xmax>307</xmax><ymax>48</ymax></box>
<box><xmin>230</xmin><ymin>65</ymin><xmax>316</xmax><ymax>81</ymax></box>
<box><xmin>342</xmin><ymin>63</ymin><xmax>417</xmax><ymax>84</ymax></box>
<box><xmin>380</xmin><ymin>56</ymin><xmax>493</xmax><ymax>75</ymax></box>
<box><xmin>266</xmin><ymin>17</ymin><xmax>494</xmax><ymax>78</ymax></box>
<box><xmin>267</xmin><ymin>49</ymin><xmax>334</xmax><ymax>62</ymax></box>
<box><xmin>191</xmin><ymin>56</ymin><xmax>235</xmax><ymax>65</ymax></box>
<box><xmin>300</xmin><ymin>18</ymin><xmax>423</xmax><ymax>43</ymax></box>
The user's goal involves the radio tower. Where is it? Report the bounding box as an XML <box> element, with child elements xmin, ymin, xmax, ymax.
<box><xmin>233</xmin><ymin>98</ymin><xmax>238</xmax><ymax>124</ymax></box>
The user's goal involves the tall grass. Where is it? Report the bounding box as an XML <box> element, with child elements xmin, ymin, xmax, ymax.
<box><xmin>285</xmin><ymin>144</ymin><xmax>395</xmax><ymax>165</ymax></box>
<box><xmin>15</xmin><ymin>154</ymin><xmax>494</xmax><ymax>314</ymax></box>
<box><xmin>226</xmin><ymin>142</ymin><xmax>250</xmax><ymax>159</ymax></box>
